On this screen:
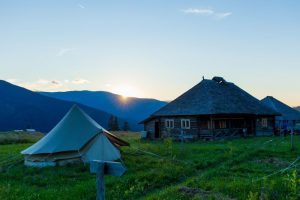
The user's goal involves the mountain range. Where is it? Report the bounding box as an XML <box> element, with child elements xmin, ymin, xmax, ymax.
<box><xmin>0</xmin><ymin>80</ymin><xmax>166</xmax><ymax>132</ymax></box>
<box><xmin>40</xmin><ymin>91</ymin><xmax>167</xmax><ymax>122</ymax></box>
<box><xmin>2</xmin><ymin>79</ymin><xmax>300</xmax><ymax>133</ymax></box>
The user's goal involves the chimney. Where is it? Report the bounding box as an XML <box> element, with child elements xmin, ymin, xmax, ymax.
<box><xmin>212</xmin><ymin>76</ymin><xmax>226</xmax><ymax>83</ymax></box>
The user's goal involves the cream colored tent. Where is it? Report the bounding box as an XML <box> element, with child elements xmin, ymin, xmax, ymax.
<box><xmin>21</xmin><ymin>105</ymin><xmax>129</xmax><ymax>167</ymax></box>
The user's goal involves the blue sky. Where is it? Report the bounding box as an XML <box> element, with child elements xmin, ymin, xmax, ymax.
<box><xmin>1</xmin><ymin>1</ymin><xmax>300</xmax><ymax>106</ymax></box>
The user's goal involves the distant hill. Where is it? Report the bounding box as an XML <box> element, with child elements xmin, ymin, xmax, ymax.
<box><xmin>294</xmin><ymin>107</ymin><xmax>300</xmax><ymax>112</ymax></box>
<box><xmin>0</xmin><ymin>80</ymin><xmax>140</xmax><ymax>132</ymax></box>
<box><xmin>39</xmin><ymin>91</ymin><xmax>167</xmax><ymax>122</ymax></box>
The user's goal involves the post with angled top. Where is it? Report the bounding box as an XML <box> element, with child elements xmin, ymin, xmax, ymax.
<box><xmin>96</xmin><ymin>163</ymin><xmax>105</xmax><ymax>200</ymax></box>
<box><xmin>90</xmin><ymin>161</ymin><xmax>105</xmax><ymax>200</ymax></box>
<box><xmin>90</xmin><ymin>160</ymin><xmax>127</xmax><ymax>200</ymax></box>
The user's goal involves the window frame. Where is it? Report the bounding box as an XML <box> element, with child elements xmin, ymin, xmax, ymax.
<box><xmin>181</xmin><ymin>119</ymin><xmax>191</xmax><ymax>129</ymax></box>
<box><xmin>219</xmin><ymin>120</ymin><xmax>227</xmax><ymax>129</ymax></box>
<box><xmin>165</xmin><ymin>119</ymin><xmax>174</xmax><ymax>129</ymax></box>
<box><xmin>262</xmin><ymin>118</ymin><xmax>268</xmax><ymax>128</ymax></box>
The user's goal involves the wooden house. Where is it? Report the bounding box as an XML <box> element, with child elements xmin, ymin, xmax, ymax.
<box><xmin>261</xmin><ymin>96</ymin><xmax>300</xmax><ymax>133</ymax></box>
<box><xmin>141</xmin><ymin>77</ymin><xmax>279</xmax><ymax>140</ymax></box>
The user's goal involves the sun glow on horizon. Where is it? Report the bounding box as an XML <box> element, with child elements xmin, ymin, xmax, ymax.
<box><xmin>112</xmin><ymin>84</ymin><xmax>140</xmax><ymax>100</ymax></box>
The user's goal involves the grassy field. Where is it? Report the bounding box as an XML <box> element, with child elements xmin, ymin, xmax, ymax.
<box><xmin>0</xmin><ymin>132</ymin><xmax>299</xmax><ymax>200</ymax></box>
<box><xmin>0</xmin><ymin>132</ymin><xmax>43</xmax><ymax>145</ymax></box>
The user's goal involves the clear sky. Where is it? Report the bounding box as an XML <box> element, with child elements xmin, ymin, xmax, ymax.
<box><xmin>1</xmin><ymin>1</ymin><xmax>300</xmax><ymax>106</ymax></box>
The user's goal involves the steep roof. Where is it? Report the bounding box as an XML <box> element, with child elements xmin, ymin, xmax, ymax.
<box><xmin>261</xmin><ymin>96</ymin><xmax>300</xmax><ymax>121</ymax></box>
<box><xmin>150</xmin><ymin>77</ymin><xmax>279</xmax><ymax>118</ymax></box>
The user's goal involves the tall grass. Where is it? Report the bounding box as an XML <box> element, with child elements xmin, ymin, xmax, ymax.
<box><xmin>0</xmin><ymin>133</ymin><xmax>299</xmax><ymax>199</ymax></box>
<box><xmin>0</xmin><ymin>132</ymin><xmax>43</xmax><ymax>145</ymax></box>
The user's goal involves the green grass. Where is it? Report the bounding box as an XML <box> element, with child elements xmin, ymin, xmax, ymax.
<box><xmin>0</xmin><ymin>132</ymin><xmax>43</xmax><ymax>145</ymax></box>
<box><xmin>0</xmin><ymin>132</ymin><xmax>299</xmax><ymax>200</ymax></box>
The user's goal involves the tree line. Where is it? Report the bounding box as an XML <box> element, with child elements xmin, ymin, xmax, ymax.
<box><xmin>108</xmin><ymin>115</ymin><xmax>130</xmax><ymax>131</ymax></box>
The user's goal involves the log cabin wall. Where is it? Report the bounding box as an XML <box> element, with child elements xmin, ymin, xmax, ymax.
<box><xmin>159</xmin><ymin>116</ymin><xmax>199</xmax><ymax>138</ymax></box>
<box><xmin>144</xmin><ymin>120</ymin><xmax>156</xmax><ymax>139</ymax></box>
<box><xmin>276</xmin><ymin>119</ymin><xmax>300</xmax><ymax>132</ymax></box>
<box><xmin>144</xmin><ymin>115</ymin><xmax>276</xmax><ymax>140</ymax></box>
<box><xmin>157</xmin><ymin>115</ymin><xmax>258</xmax><ymax>140</ymax></box>
<box><xmin>257</xmin><ymin>116</ymin><xmax>275</xmax><ymax>136</ymax></box>
<box><xmin>198</xmin><ymin>115</ymin><xmax>256</xmax><ymax>140</ymax></box>
<box><xmin>255</xmin><ymin>116</ymin><xmax>275</xmax><ymax>136</ymax></box>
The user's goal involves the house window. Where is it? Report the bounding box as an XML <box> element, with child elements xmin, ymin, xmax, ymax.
<box><xmin>200</xmin><ymin>120</ymin><xmax>209</xmax><ymax>129</ymax></box>
<box><xmin>219</xmin><ymin>120</ymin><xmax>226</xmax><ymax>129</ymax></box>
<box><xmin>165</xmin><ymin>119</ymin><xmax>174</xmax><ymax>129</ymax></box>
<box><xmin>181</xmin><ymin>119</ymin><xmax>190</xmax><ymax>129</ymax></box>
<box><xmin>215</xmin><ymin>120</ymin><xmax>227</xmax><ymax>129</ymax></box>
<box><xmin>262</xmin><ymin>118</ymin><xmax>268</xmax><ymax>128</ymax></box>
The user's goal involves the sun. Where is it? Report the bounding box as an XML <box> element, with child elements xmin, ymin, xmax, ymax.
<box><xmin>112</xmin><ymin>85</ymin><xmax>140</xmax><ymax>100</ymax></box>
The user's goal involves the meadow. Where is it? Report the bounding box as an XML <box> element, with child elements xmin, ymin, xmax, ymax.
<box><xmin>0</xmin><ymin>132</ymin><xmax>299</xmax><ymax>200</ymax></box>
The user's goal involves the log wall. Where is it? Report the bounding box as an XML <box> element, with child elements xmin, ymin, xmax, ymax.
<box><xmin>144</xmin><ymin>115</ymin><xmax>276</xmax><ymax>140</ymax></box>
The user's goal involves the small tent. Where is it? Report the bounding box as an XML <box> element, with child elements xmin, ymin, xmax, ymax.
<box><xmin>21</xmin><ymin>105</ymin><xmax>129</xmax><ymax>167</ymax></box>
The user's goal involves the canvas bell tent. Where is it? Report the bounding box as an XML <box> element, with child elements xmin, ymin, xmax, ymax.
<box><xmin>21</xmin><ymin>105</ymin><xmax>129</xmax><ymax>167</ymax></box>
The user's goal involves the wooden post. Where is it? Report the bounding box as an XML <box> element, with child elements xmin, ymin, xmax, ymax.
<box><xmin>291</xmin><ymin>128</ymin><xmax>295</xmax><ymax>151</ymax></box>
<box><xmin>210</xmin><ymin>116</ymin><xmax>214</xmax><ymax>140</ymax></box>
<box><xmin>90</xmin><ymin>160</ymin><xmax>127</xmax><ymax>200</ymax></box>
<box><xmin>96</xmin><ymin>162</ymin><xmax>105</xmax><ymax>200</ymax></box>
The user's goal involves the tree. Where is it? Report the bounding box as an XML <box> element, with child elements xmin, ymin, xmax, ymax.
<box><xmin>123</xmin><ymin>121</ymin><xmax>130</xmax><ymax>131</ymax></box>
<box><xmin>113</xmin><ymin>116</ymin><xmax>120</xmax><ymax>131</ymax></box>
<box><xmin>108</xmin><ymin>115</ymin><xmax>120</xmax><ymax>131</ymax></box>
<box><xmin>108</xmin><ymin>115</ymin><xmax>114</xmax><ymax>131</ymax></box>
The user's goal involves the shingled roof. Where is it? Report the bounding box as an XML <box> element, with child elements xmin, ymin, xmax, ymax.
<box><xmin>150</xmin><ymin>77</ymin><xmax>279</xmax><ymax>117</ymax></box>
<box><xmin>261</xmin><ymin>96</ymin><xmax>300</xmax><ymax>121</ymax></box>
